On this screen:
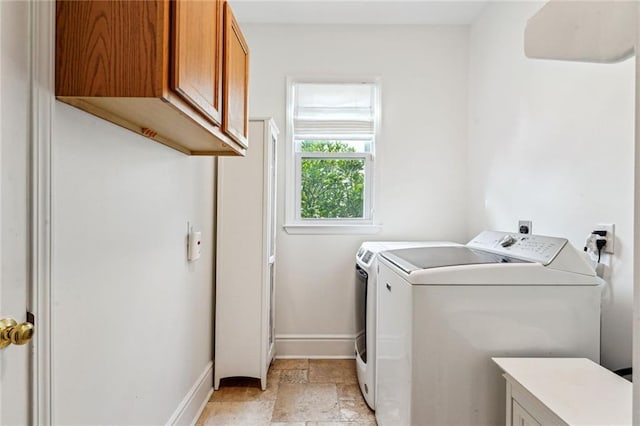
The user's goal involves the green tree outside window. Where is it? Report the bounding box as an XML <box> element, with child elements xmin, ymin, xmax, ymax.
<box><xmin>300</xmin><ymin>141</ymin><xmax>365</xmax><ymax>219</ymax></box>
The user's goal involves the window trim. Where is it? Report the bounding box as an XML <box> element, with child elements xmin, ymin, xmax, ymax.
<box><xmin>284</xmin><ymin>76</ymin><xmax>381</xmax><ymax>235</ymax></box>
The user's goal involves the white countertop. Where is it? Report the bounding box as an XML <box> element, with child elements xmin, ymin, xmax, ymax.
<box><xmin>493</xmin><ymin>358</ymin><xmax>631</xmax><ymax>426</ymax></box>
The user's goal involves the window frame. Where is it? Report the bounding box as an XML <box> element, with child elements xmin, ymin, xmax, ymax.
<box><xmin>284</xmin><ymin>76</ymin><xmax>381</xmax><ymax>235</ymax></box>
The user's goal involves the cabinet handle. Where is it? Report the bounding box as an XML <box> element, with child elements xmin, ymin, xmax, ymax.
<box><xmin>386</xmin><ymin>283</ymin><xmax>391</xmax><ymax>292</ymax></box>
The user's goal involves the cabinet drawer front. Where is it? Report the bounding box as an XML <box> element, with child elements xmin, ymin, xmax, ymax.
<box><xmin>172</xmin><ymin>0</ymin><xmax>223</xmax><ymax>125</ymax></box>
<box><xmin>223</xmin><ymin>3</ymin><xmax>250</xmax><ymax>149</ymax></box>
<box><xmin>512</xmin><ymin>399</ymin><xmax>541</xmax><ymax>426</ymax></box>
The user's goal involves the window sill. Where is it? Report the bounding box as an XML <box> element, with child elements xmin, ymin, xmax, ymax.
<box><xmin>283</xmin><ymin>223</ymin><xmax>382</xmax><ymax>235</ymax></box>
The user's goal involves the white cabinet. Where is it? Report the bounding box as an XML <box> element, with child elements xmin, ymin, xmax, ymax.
<box><xmin>215</xmin><ymin>118</ymin><xmax>278</xmax><ymax>390</ymax></box>
<box><xmin>494</xmin><ymin>358</ymin><xmax>632</xmax><ymax>426</ymax></box>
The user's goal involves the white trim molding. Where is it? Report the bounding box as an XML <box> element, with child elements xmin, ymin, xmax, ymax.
<box><xmin>30</xmin><ymin>0</ymin><xmax>54</xmax><ymax>424</ymax></box>
<box><xmin>633</xmin><ymin>3</ymin><xmax>640</xmax><ymax>423</ymax></box>
<box><xmin>165</xmin><ymin>361</ymin><xmax>213</xmax><ymax>426</ymax></box>
<box><xmin>283</xmin><ymin>223</ymin><xmax>381</xmax><ymax>235</ymax></box>
<box><xmin>275</xmin><ymin>334</ymin><xmax>357</xmax><ymax>359</ymax></box>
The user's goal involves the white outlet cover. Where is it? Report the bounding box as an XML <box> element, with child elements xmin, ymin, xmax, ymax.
<box><xmin>518</xmin><ymin>220</ymin><xmax>533</xmax><ymax>234</ymax></box>
<box><xmin>595</xmin><ymin>223</ymin><xmax>615</xmax><ymax>254</ymax></box>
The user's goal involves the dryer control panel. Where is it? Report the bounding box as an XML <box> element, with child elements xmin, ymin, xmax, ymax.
<box><xmin>467</xmin><ymin>231</ymin><xmax>567</xmax><ymax>265</ymax></box>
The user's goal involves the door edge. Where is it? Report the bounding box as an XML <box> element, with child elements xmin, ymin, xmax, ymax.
<box><xmin>30</xmin><ymin>1</ymin><xmax>54</xmax><ymax>424</ymax></box>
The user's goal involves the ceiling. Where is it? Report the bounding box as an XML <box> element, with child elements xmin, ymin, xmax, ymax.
<box><xmin>229</xmin><ymin>0</ymin><xmax>488</xmax><ymax>25</ymax></box>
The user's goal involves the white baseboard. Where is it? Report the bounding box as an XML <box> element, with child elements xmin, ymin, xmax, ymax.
<box><xmin>275</xmin><ymin>334</ymin><xmax>356</xmax><ymax>359</ymax></box>
<box><xmin>166</xmin><ymin>361</ymin><xmax>213</xmax><ymax>426</ymax></box>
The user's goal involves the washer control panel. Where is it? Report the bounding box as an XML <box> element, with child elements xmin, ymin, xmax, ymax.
<box><xmin>468</xmin><ymin>231</ymin><xmax>567</xmax><ymax>265</ymax></box>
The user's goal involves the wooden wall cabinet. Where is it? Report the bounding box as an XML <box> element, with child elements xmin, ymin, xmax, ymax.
<box><xmin>55</xmin><ymin>0</ymin><xmax>249</xmax><ymax>156</ymax></box>
<box><xmin>215</xmin><ymin>118</ymin><xmax>278</xmax><ymax>390</ymax></box>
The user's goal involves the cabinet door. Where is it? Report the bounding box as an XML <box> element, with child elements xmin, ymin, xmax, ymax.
<box><xmin>267</xmin><ymin>127</ymin><xmax>277</xmax><ymax>352</ymax></box>
<box><xmin>172</xmin><ymin>0</ymin><xmax>223</xmax><ymax>125</ymax></box>
<box><xmin>267</xmin><ymin>130</ymin><xmax>277</xmax><ymax>259</ymax></box>
<box><xmin>268</xmin><ymin>261</ymin><xmax>275</xmax><ymax>349</ymax></box>
<box><xmin>512</xmin><ymin>400</ymin><xmax>541</xmax><ymax>426</ymax></box>
<box><xmin>222</xmin><ymin>3</ymin><xmax>249</xmax><ymax>148</ymax></box>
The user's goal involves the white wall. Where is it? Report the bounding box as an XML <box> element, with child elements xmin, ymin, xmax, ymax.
<box><xmin>52</xmin><ymin>103</ymin><xmax>215</xmax><ymax>423</ymax></box>
<box><xmin>468</xmin><ymin>2</ymin><xmax>635</xmax><ymax>370</ymax></box>
<box><xmin>244</xmin><ymin>24</ymin><xmax>470</xmax><ymax>356</ymax></box>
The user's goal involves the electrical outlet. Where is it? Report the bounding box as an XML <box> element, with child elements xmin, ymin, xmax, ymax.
<box><xmin>594</xmin><ymin>223</ymin><xmax>615</xmax><ymax>254</ymax></box>
<box><xmin>518</xmin><ymin>220</ymin><xmax>532</xmax><ymax>234</ymax></box>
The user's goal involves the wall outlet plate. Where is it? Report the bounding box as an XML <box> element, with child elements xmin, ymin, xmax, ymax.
<box><xmin>594</xmin><ymin>223</ymin><xmax>615</xmax><ymax>254</ymax></box>
<box><xmin>518</xmin><ymin>220</ymin><xmax>532</xmax><ymax>234</ymax></box>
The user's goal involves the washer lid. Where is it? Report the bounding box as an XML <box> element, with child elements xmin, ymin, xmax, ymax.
<box><xmin>380</xmin><ymin>246</ymin><xmax>528</xmax><ymax>274</ymax></box>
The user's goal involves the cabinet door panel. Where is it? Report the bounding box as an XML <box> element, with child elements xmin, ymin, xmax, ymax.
<box><xmin>223</xmin><ymin>3</ymin><xmax>249</xmax><ymax>148</ymax></box>
<box><xmin>172</xmin><ymin>0</ymin><xmax>222</xmax><ymax>125</ymax></box>
<box><xmin>56</xmin><ymin>0</ymin><xmax>165</xmax><ymax>97</ymax></box>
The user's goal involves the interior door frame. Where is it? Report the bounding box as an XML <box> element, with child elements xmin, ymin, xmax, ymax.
<box><xmin>30</xmin><ymin>0</ymin><xmax>54</xmax><ymax>424</ymax></box>
<box><xmin>634</xmin><ymin>4</ymin><xmax>640</xmax><ymax>422</ymax></box>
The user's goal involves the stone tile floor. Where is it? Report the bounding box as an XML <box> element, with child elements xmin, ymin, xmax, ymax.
<box><xmin>197</xmin><ymin>359</ymin><xmax>377</xmax><ymax>425</ymax></box>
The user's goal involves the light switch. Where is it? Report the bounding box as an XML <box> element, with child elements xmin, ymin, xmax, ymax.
<box><xmin>188</xmin><ymin>230</ymin><xmax>202</xmax><ymax>261</ymax></box>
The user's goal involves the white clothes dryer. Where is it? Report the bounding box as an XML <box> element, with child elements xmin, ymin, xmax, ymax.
<box><xmin>355</xmin><ymin>240</ymin><xmax>460</xmax><ymax>409</ymax></box>
<box><xmin>375</xmin><ymin>231</ymin><xmax>602</xmax><ymax>426</ymax></box>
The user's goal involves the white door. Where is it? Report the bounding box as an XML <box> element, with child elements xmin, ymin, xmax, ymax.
<box><xmin>0</xmin><ymin>1</ymin><xmax>34</xmax><ymax>424</ymax></box>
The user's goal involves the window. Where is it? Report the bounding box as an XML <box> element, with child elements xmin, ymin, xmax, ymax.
<box><xmin>285</xmin><ymin>78</ymin><xmax>380</xmax><ymax>234</ymax></box>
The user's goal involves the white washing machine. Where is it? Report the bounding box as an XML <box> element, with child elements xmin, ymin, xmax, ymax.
<box><xmin>355</xmin><ymin>240</ymin><xmax>460</xmax><ymax>410</ymax></box>
<box><xmin>375</xmin><ymin>231</ymin><xmax>602</xmax><ymax>426</ymax></box>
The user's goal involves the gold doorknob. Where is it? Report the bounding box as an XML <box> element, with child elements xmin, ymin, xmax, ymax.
<box><xmin>10</xmin><ymin>322</ymin><xmax>34</xmax><ymax>345</ymax></box>
<box><xmin>0</xmin><ymin>318</ymin><xmax>34</xmax><ymax>349</ymax></box>
<box><xmin>0</xmin><ymin>319</ymin><xmax>17</xmax><ymax>349</ymax></box>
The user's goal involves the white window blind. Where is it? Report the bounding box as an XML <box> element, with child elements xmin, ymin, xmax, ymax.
<box><xmin>293</xmin><ymin>83</ymin><xmax>375</xmax><ymax>139</ymax></box>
